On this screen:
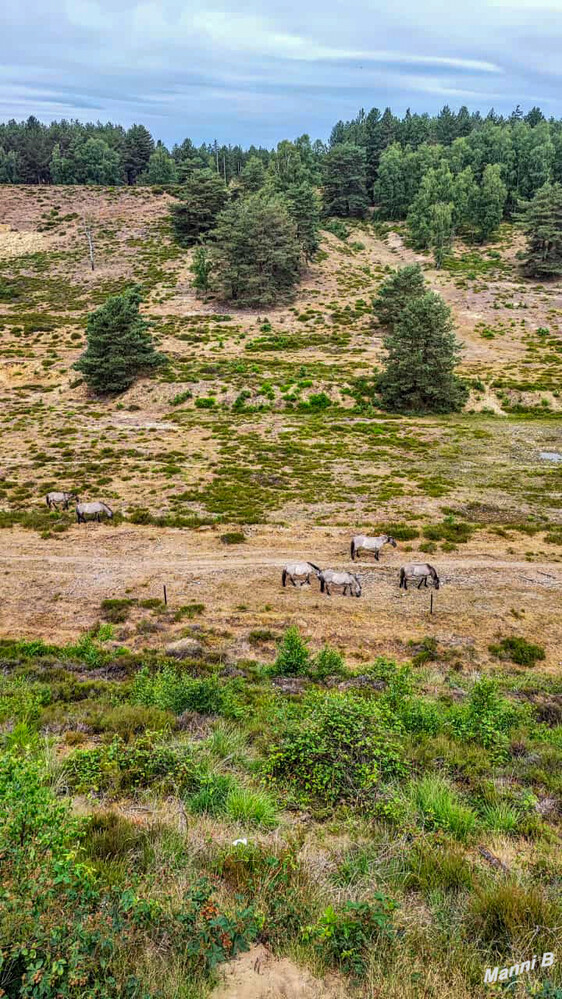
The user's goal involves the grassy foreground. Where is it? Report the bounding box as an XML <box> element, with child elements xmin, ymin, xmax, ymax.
<box><xmin>1</xmin><ymin>627</ymin><xmax>561</xmax><ymax>999</ymax></box>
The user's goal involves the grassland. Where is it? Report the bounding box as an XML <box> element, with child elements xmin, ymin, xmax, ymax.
<box><xmin>0</xmin><ymin>186</ymin><xmax>561</xmax><ymax>999</ymax></box>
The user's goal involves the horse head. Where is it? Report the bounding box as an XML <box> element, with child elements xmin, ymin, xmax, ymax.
<box><xmin>353</xmin><ymin>574</ymin><xmax>362</xmax><ymax>598</ymax></box>
<box><xmin>388</xmin><ymin>536</ymin><xmax>397</xmax><ymax>548</ymax></box>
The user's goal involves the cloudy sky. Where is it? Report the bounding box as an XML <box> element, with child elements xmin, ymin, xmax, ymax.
<box><xmin>1</xmin><ymin>0</ymin><xmax>561</xmax><ymax>146</ymax></box>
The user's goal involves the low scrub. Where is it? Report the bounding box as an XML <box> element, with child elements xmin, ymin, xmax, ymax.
<box><xmin>264</xmin><ymin>691</ymin><xmax>406</xmax><ymax>806</ymax></box>
<box><xmin>489</xmin><ymin>635</ymin><xmax>546</xmax><ymax>666</ymax></box>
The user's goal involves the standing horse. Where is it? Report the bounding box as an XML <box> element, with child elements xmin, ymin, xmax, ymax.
<box><xmin>76</xmin><ymin>501</ymin><xmax>113</xmax><ymax>524</ymax></box>
<box><xmin>351</xmin><ymin>534</ymin><xmax>397</xmax><ymax>561</ymax></box>
<box><xmin>282</xmin><ymin>562</ymin><xmax>322</xmax><ymax>587</ymax></box>
<box><xmin>399</xmin><ymin>563</ymin><xmax>440</xmax><ymax>590</ymax></box>
<box><xmin>46</xmin><ymin>491</ymin><xmax>78</xmax><ymax>510</ymax></box>
<box><xmin>319</xmin><ymin>570</ymin><xmax>362</xmax><ymax>597</ymax></box>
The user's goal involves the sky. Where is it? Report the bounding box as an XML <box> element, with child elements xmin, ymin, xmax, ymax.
<box><xmin>2</xmin><ymin>0</ymin><xmax>562</xmax><ymax>147</ymax></box>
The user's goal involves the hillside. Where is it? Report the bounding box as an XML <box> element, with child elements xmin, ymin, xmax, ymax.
<box><xmin>0</xmin><ymin>185</ymin><xmax>560</xmax><ymax>666</ymax></box>
<box><xmin>1</xmin><ymin>185</ymin><xmax>562</xmax><ymax>999</ymax></box>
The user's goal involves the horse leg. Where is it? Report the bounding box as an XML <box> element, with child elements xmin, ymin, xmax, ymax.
<box><xmin>417</xmin><ymin>578</ymin><xmax>424</xmax><ymax>589</ymax></box>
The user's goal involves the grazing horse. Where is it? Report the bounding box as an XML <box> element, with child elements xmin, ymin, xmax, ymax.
<box><xmin>319</xmin><ymin>570</ymin><xmax>362</xmax><ymax>598</ymax></box>
<box><xmin>282</xmin><ymin>562</ymin><xmax>322</xmax><ymax>588</ymax></box>
<box><xmin>351</xmin><ymin>534</ymin><xmax>397</xmax><ymax>561</ymax></box>
<box><xmin>76</xmin><ymin>501</ymin><xmax>113</xmax><ymax>524</ymax></box>
<box><xmin>46</xmin><ymin>491</ymin><xmax>78</xmax><ymax>511</ymax></box>
<box><xmin>399</xmin><ymin>563</ymin><xmax>440</xmax><ymax>590</ymax></box>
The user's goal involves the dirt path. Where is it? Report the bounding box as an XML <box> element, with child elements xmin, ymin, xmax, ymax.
<box><xmin>1</xmin><ymin>525</ymin><xmax>560</xmax><ymax>667</ymax></box>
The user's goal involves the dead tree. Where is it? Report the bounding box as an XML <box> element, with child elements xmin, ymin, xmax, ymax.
<box><xmin>82</xmin><ymin>217</ymin><xmax>95</xmax><ymax>271</ymax></box>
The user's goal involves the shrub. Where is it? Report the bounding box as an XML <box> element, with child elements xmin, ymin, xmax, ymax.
<box><xmin>95</xmin><ymin>703</ymin><xmax>172</xmax><ymax>740</ymax></box>
<box><xmin>62</xmin><ymin>735</ymin><xmax>199</xmax><ymax>795</ymax></box>
<box><xmin>303</xmin><ymin>897</ymin><xmax>396</xmax><ymax>976</ymax></box>
<box><xmin>312</xmin><ymin>644</ymin><xmax>347</xmax><ymax>679</ymax></box>
<box><xmin>174</xmin><ymin>602</ymin><xmax>205</xmax><ymax>621</ymax></box>
<box><xmin>423</xmin><ymin>520</ymin><xmax>473</xmax><ymax>543</ymax></box>
<box><xmin>264</xmin><ymin>691</ymin><xmax>406</xmax><ymax>805</ymax></box>
<box><xmin>220</xmin><ymin>531</ymin><xmax>246</xmax><ymax>545</ymax></box>
<box><xmin>273</xmin><ymin>627</ymin><xmax>311</xmax><ymax>676</ymax></box>
<box><xmin>132</xmin><ymin>665</ymin><xmax>239</xmax><ymax>717</ymax></box>
<box><xmin>100</xmin><ymin>597</ymin><xmax>135</xmax><ymax>623</ymax></box>
<box><xmin>489</xmin><ymin>636</ymin><xmax>546</xmax><ymax>666</ymax></box>
<box><xmin>450</xmin><ymin>676</ymin><xmax>522</xmax><ymax>752</ymax></box>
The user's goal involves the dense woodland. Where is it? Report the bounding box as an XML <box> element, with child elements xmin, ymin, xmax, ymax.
<box><xmin>3</xmin><ymin>106</ymin><xmax>562</xmax><ymax>276</ymax></box>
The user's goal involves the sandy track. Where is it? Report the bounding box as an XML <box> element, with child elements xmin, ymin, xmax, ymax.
<box><xmin>1</xmin><ymin>526</ymin><xmax>560</xmax><ymax>666</ymax></box>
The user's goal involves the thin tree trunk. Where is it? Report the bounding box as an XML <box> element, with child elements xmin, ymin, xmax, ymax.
<box><xmin>83</xmin><ymin>218</ymin><xmax>95</xmax><ymax>271</ymax></box>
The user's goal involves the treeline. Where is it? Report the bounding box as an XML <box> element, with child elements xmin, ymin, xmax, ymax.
<box><xmin>0</xmin><ymin>115</ymin><xmax>322</xmax><ymax>186</ymax></box>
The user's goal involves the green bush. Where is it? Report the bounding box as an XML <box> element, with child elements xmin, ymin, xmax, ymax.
<box><xmin>312</xmin><ymin>644</ymin><xmax>347</xmax><ymax>679</ymax></box>
<box><xmin>303</xmin><ymin>897</ymin><xmax>396</xmax><ymax>976</ymax></box>
<box><xmin>62</xmin><ymin>735</ymin><xmax>198</xmax><ymax>795</ymax></box>
<box><xmin>220</xmin><ymin>531</ymin><xmax>246</xmax><ymax>544</ymax></box>
<box><xmin>132</xmin><ymin>665</ymin><xmax>241</xmax><ymax>717</ymax></box>
<box><xmin>450</xmin><ymin>676</ymin><xmax>522</xmax><ymax>752</ymax></box>
<box><xmin>489</xmin><ymin>636</ymin><xmax>546</xmax><ymax>666</ymax></box>
<box><xmin>264</xmin><ymin>691</ymin><xmax>406</xmax><ymax>805</ymax></box>
<box><xmin>273</xmin><ymin>627</ymin><xmax>311</xmax><ymax>676</ymax></box>
<box><xmin>423</xmin><ymin>520</ymin><xmax>473</xmax><ymax>543</ymax></box>
<box><xmin>100</xmin><ymin>598</ymin><xmax>135</xmax><ymax>623</ymax></box>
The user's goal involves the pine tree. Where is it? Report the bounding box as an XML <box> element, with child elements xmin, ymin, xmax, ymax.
<box><xmin>517</xmin><ymin>181</ymin><xmax>562</xmax><ymax>277</ymax></box>
<box><xmin>239</xmin><ymin>156</ymin><xmax>266</xmax><ymax>193</ymax></box>
<box><xmin>372</xmin><ymin>264</ymin><xmax>426</xmax><ymax>330</ymax></box>
<box><xmin>285</xmin><ymin>182</ymin><xmax>321</xmax><ymax>261</ymax></box>
<box><xmin>208</xmin><ymin>194</ymin><xmax>302</xmax><ymax>307</ymax></box>
<box><xmin>121</xmin><ymin>124</ymin><xmax>154</xmax><ymax>185</ymax></box>
<box><xmin>377</xmin><ymin>290</ymin><xmax>467</xmax><ymax>413</ymax></box>
<box><xmin>74</xmin><ymin>288</ymin><xmax>165</xmax><ymax>394</ymax></box>
<box><xmin>171</xmin><ymin>170</ymin><xmax>228</xmax><ymax>246</ymax></box>
<box><xmin>322</xmin><ymin>143</ymin><xmax>369</xmax><ymax>217</ymax></box>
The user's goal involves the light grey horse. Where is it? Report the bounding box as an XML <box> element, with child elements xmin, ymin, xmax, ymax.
<box><xmin>76</xmin><ymin>501</ymin><xmax>113</xmax><ymax>524</ymax></box>
<box><xmin>399</xmin><ymin>563</ymin><xmax>440</xmax><ymax>590</ymax></box>
<box><xmin>46</xmin><ymin>491</ymin><xmax>78</xmax><ymax>510</ymax></box>
<box><xmin>351</xmin><ymin>534</ymin><xmax>397</xmax><ymax>561</ymax></box>
<box><xmin>319</xmin><ymin>570</ymin><xmax>362</xmax><ymax>597</ymax></box>
<box><xmin>282</xmin><ymin>562</ymin><xmax>322</xmax><ymax>587</ymax></box>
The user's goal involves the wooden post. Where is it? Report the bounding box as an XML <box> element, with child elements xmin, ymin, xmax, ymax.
<box><xmin>163</xmin><ymin>585</ymin><xmax>167</xmax><ymax>606</ymax></box>
<box><xmin>430</xmin><ymin>592</ymin><xmax>434</xmax><ymax>615</ymax></box>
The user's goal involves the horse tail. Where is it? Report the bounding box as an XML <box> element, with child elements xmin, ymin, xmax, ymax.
<box><xmin>45</xmin><ymin>495</ymin><xmax>50</xmax><ymax>508</ymax></box>
<box><xmin>350</xmin><ymin>540</ymin><xmax>355</xmax><ymax>560</ymax></box>
<box><xmin>399</xmin><ymin>568</ymin><xmax>405</xmax><ymax>589</ymax></box>
<box><xmin>282</xmin><ymin>569</ymin><xmax>287</xmax><ymax>587</ymax></box>
<box><xmin>319</xmin><ymin>574</ymin><xmax>325</xmax><ymax>593</ymax></box>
